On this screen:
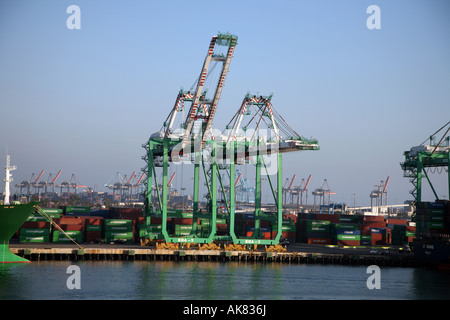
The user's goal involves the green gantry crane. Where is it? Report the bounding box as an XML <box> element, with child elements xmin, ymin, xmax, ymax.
<box><xmin>142</xmin><ymin>33</ymin><xmax>319</xmax><ymax>245</ymax></box>
<box><xmin>400</xmin><ymin>121</ymin><xmax>450</xmax><ymax>203</ymax></box>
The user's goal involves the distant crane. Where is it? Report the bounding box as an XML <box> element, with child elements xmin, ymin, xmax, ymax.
<box><xmin>283</xmin><ymin>174</ymin><xmax>296</xmax><ymax>204</ymax></box>
<box><xmin>39</xmin><ymin>170</ymin><xmax>62</xmax><ymax>199</ymax></box>
<box><xmin>312</xmin><ymin>179</ymin><xmax>335</xmax><ymax>208</ymax></box>
<box><xmin>370</xmin><ymin>176</ymin><xmax>390</xmax><ymax>207</ymax></box>
<box><xmin>31</xmin><ymin>170</ymin><xmax>45</xmax><ymax>195</ymax></box>
<box><xmin>292</xmin><ymin>174</ymin><xmax>311</xmax><ymax>206</ymax></box>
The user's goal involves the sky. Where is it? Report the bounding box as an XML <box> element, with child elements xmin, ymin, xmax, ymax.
<box><xmin>0</xmin><ymin>0</ymin><xmax>449</xmax><ymax>207</ymax></box>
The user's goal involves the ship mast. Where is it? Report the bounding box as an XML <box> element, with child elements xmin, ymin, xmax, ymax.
<box><xmin>3</xmin><ymin>154</ymin><xmax>17</xmax><ymax>205</ymax></box>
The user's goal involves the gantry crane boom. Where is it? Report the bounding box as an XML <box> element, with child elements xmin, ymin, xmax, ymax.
<box><xmin>382</xmin><ymin>176</ymin><xmax>390</xmax><ymax>193</ymax></box>
<box><xmin>287</xmin><ymin>174</ymin><xmax>296</xmax><ymax>191</ymax></box>
<box><xmin>304</xmin><ymin>174</ymin><xmax>312</xmax><ymax>190</ymax></box>
<box><xmin>181</xmin><ymin>33</ymin><xmax>237</xmax><ymax>147</ymax></box>
<box><xmin>52</xmin><ymin>170</ymin><xmax>62</xmax><ymax>184</ymax></box>
<box><xmin>34</xmin><ymin>170</ymin><xmax>45</xmax><ymax>183</ymax></box>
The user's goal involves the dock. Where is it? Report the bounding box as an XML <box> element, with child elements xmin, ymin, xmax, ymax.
<box><xmin>9</xmin><ymin>243</ymin><xmax>421</xmax><ymax>267</ymax></box>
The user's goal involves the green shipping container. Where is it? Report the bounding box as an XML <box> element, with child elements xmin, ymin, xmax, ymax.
<box><xmin>20</xmin><ymin>228</ymin><xmax>50</xmax><ymax>236</ymax></box>
<box><xmin>104</xmin><ymin>231</ymin><xmax>134</xmax><ymax>240</ymax></box>
<box><xmin>104</xmin><ymin>219</ymin><xmax>133</xmax><ymax>227</ymax></box>
<box><xmin>19</xmin><ymin>236</ymin><xmax>50</xmax><ymax>242</ymax></box>
<box><xmin>333</xmin><ymin>223</ymin><xmax>359</xmax><ymax>230</ymax></box>
<box><xmin>336</xmin><ymin>234</ymin><xmax>361</xmax><ymax>241</ymax></box>
<box><xmin>104</xmin><ymin>225</ymin><xmax>132</xmax><ymax>232</ymax></box>
<box><xmin>306</xmin><ymin>220</ymin><xmax>330</xmax><ymax>226</ymax></box>
<box><xmin>65</xmin><ymin>206</ymin><xmax>91</xmax><ymax>213</ymax></box>
<box><xmin>53</xmin><ymin>230</ymin><xmax>84</xmax><ymax>243</ymax></box>
<box><xmin>41</xmin><ymin>208</ymin><xmax>63</xmax><ymax>214</ymax></box>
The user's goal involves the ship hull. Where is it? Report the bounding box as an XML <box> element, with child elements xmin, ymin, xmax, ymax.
<box><xmin>411</xmin><ymin>239</ymin><xmax>450</xmax><ymax>265</ymax></box>
<box><xmin>0</xmin><ymin>202</ymin><xmax>38</xmax><ymax>263</ymax></box>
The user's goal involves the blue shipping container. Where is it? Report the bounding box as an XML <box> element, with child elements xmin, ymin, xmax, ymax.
<box><xmin>335</xmin><ymin>229</ymin><xmax>360</xmax><ymax>235</ymax></box>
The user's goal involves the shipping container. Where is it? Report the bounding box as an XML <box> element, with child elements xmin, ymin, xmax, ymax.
<box><xmin>103</xmin><ymin>219</ymin><xmax>133</xmax><ymax>227</ymax></box>
<box><xmin>335</xmin><ymin>229</ymin><xmax>361</xmax><ymax>235</ymax></box>
<box><xmin>20</xmin><ymin>228</ymin><xmax>50</xmax><ymax>237</ymax></box>
<box><xmin>336</xmin><ymin>234</ymin><xmax>361</xmax><ymax>241</ymax></box>
<box><xmin>337</xmin><ymin>240</ymin><xmax>360</xmax><ymax>246</ymax></box>
<box><xmin>21</xmin><ymin>221</ymin><xmax>51</xmax><ymax>229</ymax></box>
<box><xmin>85</xmin><ymin>231</ymin><xmax>102</xmax><ymax>242</ymax></box>
<box><xmin>60</xmin><ymin>224</ymin><xmax>83</xmax><ymax>231</ymax></box>
<box><xmin>52</xmin><ymin>230</ymin><xmax>84</xmax><ymax>243</ymax></box>
<box><xmin>64</xmin><ymin>206</ymin><xmax>91</xmax><ymax>214</ymax></box>
<box><xmin>86</xmin><ymin>224</ymin><xmax>102</xmax><ymax>232</ymax></box>
<box><xmin>19</xmin><ymin>235</ymin><xmax>50</xmax><ymax>242</ymax></box>
<box><xmin>338</xmin><ymin>215</ymin><xmax>359</xmax><ymax>223</ymax></box>
<box><xmin>332</xmin><ymin>223</ymin><xmax>359</xmax><ymax>230</ymax></box>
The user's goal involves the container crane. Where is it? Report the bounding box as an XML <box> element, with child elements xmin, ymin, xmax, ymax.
<box><xmin>313</xmin><ymin>179</ymin><xmax>335</xmax><ymax>207</ymax></box>
<box><xmin>283</xmin><ymin>174</ymin><xmax>296</xmax><ymax>204</ymax></box>
<box><xmin>292</xmin><ymin>174</ymin><xmax>311</xmax><ymax>206</ymax></box>
<box><xmin>401</xmin><ymin>121</ymin><xmax>450</xmax><ymax>202</ymax></box>
<box><xmin>143</xmin><ymin>33</ymin><xmax>238</xmax><ymax>244</ymax></box>
<box><xmin>142</xmin><ymin>33</ymin><xmax>319</xmax><ymax>246</ymax></box>
<box><xmin>370</xmin><ymin>176</ymin><xmax>390</xmax><ymax>208</ymax></box>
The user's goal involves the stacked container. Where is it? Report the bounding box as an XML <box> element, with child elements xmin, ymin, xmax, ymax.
<box><xmin>301</xmin><ymin>220</ymin><xmax>332</xmax><ymax>244</ymax></box>
<box><xmin>52</xmin><ymin>216</ymin><xmax>85</xmax><ymax>243</ymax></box>
<box><xmin>18</xmin><ymin>208</ymin><xmax>61</xmax><ymax>243</ymax></box>
<box><xmin>415</xmin><ymin>202</ymin><xmax>448</xmax><ymax>236</ymax></box>
<box><xmin>104</xmin><ymin>219</ymin><xmax>134</xmax><ymax>243</ymax></box>
<box><xmin>85</xmin><ymin>218</ymin><xmax>103</xmax><ymax>242</ymax></box>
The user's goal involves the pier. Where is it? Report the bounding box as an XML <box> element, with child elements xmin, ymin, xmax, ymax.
<box><xmin>9</xmin><ymin>243</ymin><xmax>420</xmax><ymax>267</ymax></box>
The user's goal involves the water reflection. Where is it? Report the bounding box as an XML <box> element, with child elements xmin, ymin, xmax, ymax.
<box><xmin>1</xmin><ymin>261</ymin><xmax>450</xmax><ymax>299</ymax></box>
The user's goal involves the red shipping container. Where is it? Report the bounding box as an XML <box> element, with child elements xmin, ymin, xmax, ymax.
<box><xmin>173</xmin><ymin>218</ymin><xmax>193</xmax><ymax>225</ymax></box>
<box><xmin>386</xmin><ymin>219</ymin><xmax>407</xmax><ymax>225</ymax></box>
<box><xmin>363</xmin><ymin>216</ymin><xmax>385</xmax><ymax>222</ymax></box>
<box><xmin>21</xmin><ymin>221</ymin><xmax>51</xmax><ymax>229</ymax></box>
<box><xmin>337</xmin><ymin>240</ymin><xmax>360</xmax><ymax>246</ymax></box>
<box><xmin>314</xmin><ymin>214</ymin><xmax>339</xmax><ymax>223</ymax></box>
<box><xmin>361</xmin><ymin>222</ymin><xmax>386</xmax><ymax>229</ymax></box>
<box><xmin>85</xmin><ymin>231</ymin><xmax>102</xmax><ymax>242</ymax></box>
<box><xmin>150</xmin><ymin>217</ymin><xmax>162</xmax><ymax>224</ymax></box>
<box><xmin>60</xmin><ymin>224</ymin><xmax>83</xmax><ymax>231</ymax></box>
<box><xmin>85</xmin><ymin>218</ymin><xmax>103</xmax><ymax>225</ymax></box>
<box><xmin>54</xmin><ymin>217</ymin><xmax>84</xmax><ymax>225</ymax></box>
<box><xmin>371</xmin><ymin>233</ymin><xmax>386</xmax><ymax>245</ymax></box>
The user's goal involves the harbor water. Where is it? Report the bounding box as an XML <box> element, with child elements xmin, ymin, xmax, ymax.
<box><xmin>1</xmin><ymin>261</ymin><xmax>449</xmax><ymax>300</ymax></box>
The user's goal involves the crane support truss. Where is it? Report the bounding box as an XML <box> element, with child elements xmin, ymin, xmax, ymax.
<box><xmin>400</xmin><ymin>122</ymin><xmax>450</xmax><ymax>202</ymax></box>
<box><xmin>142</xmin><ymin>34</ymin><xmax>319</xmax><ymax>245</ymax></box>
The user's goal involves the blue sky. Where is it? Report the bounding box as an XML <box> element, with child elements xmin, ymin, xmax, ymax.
<box><xmin>1</xmin><ymin>0</ymin><xmax>449</xmax><ymax>206</ymax></box>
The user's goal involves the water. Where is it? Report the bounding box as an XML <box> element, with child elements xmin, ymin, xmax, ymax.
<box><xmin>0</xmin><ymin>261</ymin><xmax>449</xmax><ymax>300</ymax></box>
